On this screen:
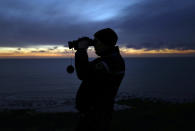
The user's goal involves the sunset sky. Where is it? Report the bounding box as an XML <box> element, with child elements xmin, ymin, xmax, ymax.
<box><xmin>0</xmin><ymin>0</ymin><xmax>195</xmax><ymax>58</ymax></box>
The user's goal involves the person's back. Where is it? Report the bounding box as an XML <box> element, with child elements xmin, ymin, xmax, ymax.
<box><xmin>75</xmin><ymin>28</ymin><xmax>125</xmax><ymax>131</ymax></box>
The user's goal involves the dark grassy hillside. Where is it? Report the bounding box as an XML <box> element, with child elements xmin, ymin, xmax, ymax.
<box><xmin>0</xmin><ymin>98</ymin><xmax>195</xmax><ymax>131</ymax></box>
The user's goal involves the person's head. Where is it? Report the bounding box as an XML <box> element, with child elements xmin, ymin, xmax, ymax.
<box><xmin>93</xmin><ymin>28</ymin><xmax>118</xmax><ymax>56</ymax></box>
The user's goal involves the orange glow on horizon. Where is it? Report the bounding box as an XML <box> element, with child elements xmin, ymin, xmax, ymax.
<box><xmin>0</xmin><ymin>46</ymin><xmax>195</xmax><ymax>58</ymax></box>
<box><xmin>120</xmin><ymin>47</ymin><xmax>195</xmax><ymax>57</ymax></box>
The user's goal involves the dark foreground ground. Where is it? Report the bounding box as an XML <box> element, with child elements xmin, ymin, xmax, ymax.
<box><xmin>0</xmin><ymin>98</ymin><xmax>195</xmax><ymax>131</ymax></box>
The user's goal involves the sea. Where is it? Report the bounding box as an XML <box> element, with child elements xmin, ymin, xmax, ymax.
<box><xmin>0</xmin><ymin>57</ymin><xmax>195</xmax><ymax>112</ymax></box>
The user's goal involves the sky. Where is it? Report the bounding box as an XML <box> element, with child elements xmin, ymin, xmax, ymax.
<box><xmin>0</xmin><ymin>0</ymin><xmax>195</xmax><ymax>58</ymax></box>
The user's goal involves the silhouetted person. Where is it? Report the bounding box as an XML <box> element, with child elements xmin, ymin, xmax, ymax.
<box><xmin>75</xmin><ymin>28</ymin><xmax>125</xmax><ymax>131</ymax></box>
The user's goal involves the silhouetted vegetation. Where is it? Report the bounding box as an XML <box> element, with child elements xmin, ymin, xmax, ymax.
<box><xmin>113</xmin><ymin>98</ymin><xmax>195</xmax><ymax>131</ymax></box>
<box><xmin>0</xmin><ymin>97</ymin><xmax>195</xmax><ymax>131</ymax></box>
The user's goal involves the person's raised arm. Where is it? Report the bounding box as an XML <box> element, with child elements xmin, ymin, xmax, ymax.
<box><xmin>75</xmin><ymin>37</ymin><xmax>91</xmax><ymax>80</ymax></box>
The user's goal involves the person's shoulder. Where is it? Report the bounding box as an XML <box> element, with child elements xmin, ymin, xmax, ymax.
<box><xmin>91</xmin><ymin>58</ymin><xmax>111</xmax><ymax>73</ymax></box>
<box><xmin>96</xmin><ymin>61</ymin><xmax>110</xmax><ymax>72</ymax></box>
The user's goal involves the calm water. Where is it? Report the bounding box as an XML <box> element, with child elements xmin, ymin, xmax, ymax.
<box><xmin>0</xmin><ymin>58</ymin><xmax>195</xmax><ymax>111</ymax></box>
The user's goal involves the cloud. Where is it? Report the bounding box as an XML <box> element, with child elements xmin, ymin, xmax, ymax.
<box><xmin>116</xmin><ymin>0</ymin><xmax>195</xmax><ymax>49</ymax></box>
<box><xmin>126</xmin><ymin>42</ymin><xmax>195</xmax><ymax>50</ymax></box>
<box><xmin>0</xmin><ymin>0</ymin><xmax>194</xmax><ymax>50</ymax></box>
<box><xmin>31</xmin><ymin>50</ymin><xmax>46</xmax><ymax>53</ymax></box>
<box><xmin>0</xmin><ymin>0</ymin><xmax>97</xmax><ymax>46</ymax></box>
<box><xmin>48</xmin><ymin>46</ymin><xmax>58</xmax><ymax>50</ymax></box>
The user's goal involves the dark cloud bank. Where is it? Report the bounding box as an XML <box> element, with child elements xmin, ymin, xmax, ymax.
<box><xmin>0</xmin><ymin>0</ymin><xmax>194</xmax><ymax>50</ymax></box>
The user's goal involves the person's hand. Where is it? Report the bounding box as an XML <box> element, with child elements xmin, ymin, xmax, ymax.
<box><xmin>77</xmin><ymin>37</ymin><xmax>90</xmax><ymax>50</ymax></box>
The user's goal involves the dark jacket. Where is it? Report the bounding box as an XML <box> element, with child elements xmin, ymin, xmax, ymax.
<box><xmin>75</xmin><ymin>46</ymin><xmax>125</xmax><ymax>113</ymax></box>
